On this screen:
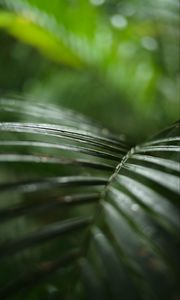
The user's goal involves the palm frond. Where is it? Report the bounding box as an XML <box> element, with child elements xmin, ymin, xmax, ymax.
<box><xmin>0</xmin><ymin>99</ymin><xmax>179</xmax><ymax>300</ymax></box>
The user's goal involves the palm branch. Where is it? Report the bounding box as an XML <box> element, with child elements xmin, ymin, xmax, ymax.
<box><xmin>0</xmin><ymin>98</ymin><xmax>179</xmax><ymax>300</ymax></box>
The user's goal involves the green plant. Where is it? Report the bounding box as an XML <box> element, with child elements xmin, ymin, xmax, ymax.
<box><xmin>0</xmin><ymin>0</ymin><xmax>179</xmax><ymax>299</ymax></box>
<box><xmin>0</xmin><ymin>98</ymin><xmax>179</xmax><ymax>300</ymax></box>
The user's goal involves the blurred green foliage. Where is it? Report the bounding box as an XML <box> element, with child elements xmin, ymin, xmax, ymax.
<box><xmin>0</xmin><ymin>0</ymin><xmax>179</xmax><ymax>140</ymax></box>
<box><xmin>0</xmin><ymin>2</ymin><xmax>179</xmax><ymax>298</ymax></box>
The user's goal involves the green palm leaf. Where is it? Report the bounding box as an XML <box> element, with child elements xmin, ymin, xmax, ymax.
<box><xmin>0</xmin><ymin>98</ymin><xmax>179</xmax><ymax>300</ymax></box>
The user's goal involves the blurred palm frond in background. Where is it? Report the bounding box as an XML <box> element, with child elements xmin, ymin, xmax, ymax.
<box><xmin>0</xmin><ymin>0</ymin><xmax>179</xmax><ymax>139</ymax></box>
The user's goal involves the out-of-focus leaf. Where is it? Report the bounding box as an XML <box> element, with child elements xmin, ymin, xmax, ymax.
<box><xmin>0</xmin><ymin>11</ymin><xmax>81</xmax><ymax>67</ymax></box>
